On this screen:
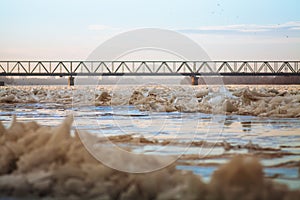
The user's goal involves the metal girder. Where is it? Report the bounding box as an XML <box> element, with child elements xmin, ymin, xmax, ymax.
<box><xmin>0</xmin><ymin>61</ymin><xmax>299</xmax><ymax>76</ymax></box>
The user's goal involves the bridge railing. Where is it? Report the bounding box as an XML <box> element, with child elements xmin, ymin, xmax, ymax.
<box><xmin>0</xmin><ymin>61</ymin><xmax>299</xmax><ymax>76</ymax></box>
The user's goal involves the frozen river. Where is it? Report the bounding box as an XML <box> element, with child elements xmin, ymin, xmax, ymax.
<box><xmin>1</xmin><ymin>98</ymin><xmax>299</xmax><ymax>189</ymax></box>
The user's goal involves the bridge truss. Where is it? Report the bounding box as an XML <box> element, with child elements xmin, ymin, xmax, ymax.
<box><xmin>0</xmin><ymin>61</ymin><xmax>299</xmax><ymax>76</ymax></box>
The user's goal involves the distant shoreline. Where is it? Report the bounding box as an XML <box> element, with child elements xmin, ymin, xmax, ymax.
<box><xmin>1</xmin><ymin>76</ymin><xmax>300</xmax><ymax>86</ymax></box>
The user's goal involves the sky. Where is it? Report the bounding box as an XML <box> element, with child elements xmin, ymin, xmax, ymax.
<box><xmin>0</xmin><ymin>0</ymin><xmax>299</xmax><ymax>60</ymax></box>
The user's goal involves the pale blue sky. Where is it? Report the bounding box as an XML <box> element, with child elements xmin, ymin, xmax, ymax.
<box><xmin>0</xmin><ymin>0</ymin><xmax>299</xmax><ymax>60</ymax></box>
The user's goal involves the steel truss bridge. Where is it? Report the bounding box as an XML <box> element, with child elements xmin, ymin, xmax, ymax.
<box><xmin>0</xmin><ymin>61</ymin><xmax>299</xmax><ymax>77</ymax></box>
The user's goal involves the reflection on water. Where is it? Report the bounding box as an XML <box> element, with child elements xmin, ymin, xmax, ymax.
<box><xmin>0</xmin><ymin>103</ymin><xmax>300</xmax><ymax>189</ymax></box>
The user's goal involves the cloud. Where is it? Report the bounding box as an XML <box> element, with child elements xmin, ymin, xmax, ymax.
<box><xmin>290</xmin><ymin>27</ymin><xmax>300</xmax><ymax>30</ymax></box>
<box><xmin>179</xmin><ymin>21</ymin><xmax>300</xmax><ymax>34</ymax></box>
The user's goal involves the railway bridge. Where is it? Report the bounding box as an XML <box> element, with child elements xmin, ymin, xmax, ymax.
<box><xmin>0</xmin><ymin>60</ymin><xmax>299</xmax><ymax>85</ymax></box>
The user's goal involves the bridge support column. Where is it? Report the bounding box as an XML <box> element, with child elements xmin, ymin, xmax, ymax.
<box><xmin>68</xmin><ymin>76</ymin><xmax>74</xmax><ymax>86</ymax></box>
<box><xmin>0</xmin><ymin>81</ymin><xmax>4</xmax><ymax>86</ymax></box>
<box><xmin>191</xmin><ymin>76</ymin><xmax>199</xmax><ymax>85</ymax></box>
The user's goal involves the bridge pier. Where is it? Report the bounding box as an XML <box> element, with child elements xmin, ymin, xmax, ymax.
<box><xmin>191</xmin><ymin>76</ymin><xmax>199</xmax><ymax>85</ymax></box>
<box><xmin>0</xmin><ymin>81</ymin><xmax>4</xmax><ymax>86</ymax></box>
<box><xmin>68</xmin><ymin>76</ymin><xmax>74</xmax><ymax>86</ymax></box>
